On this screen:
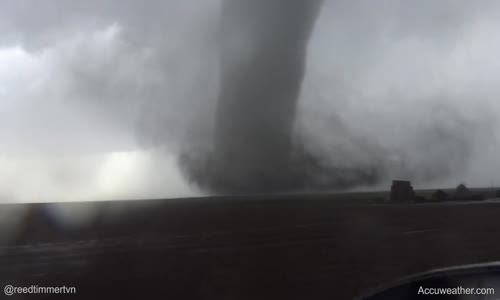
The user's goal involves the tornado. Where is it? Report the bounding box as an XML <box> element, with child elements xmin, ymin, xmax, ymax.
<box><xmin>206</xmin><ymin>0</ymin><xmax>324</xmax><ymax>193</ymax></box>
<box><xmin>179</xmin><ymin>0</ymin><xmax>382</xmax><ymax>194</ymax></box>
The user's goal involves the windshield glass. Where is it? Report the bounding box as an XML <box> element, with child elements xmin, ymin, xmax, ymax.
<box><xmin>1</xmin><ymin>0</ymin><xmax>498</xmax><ymax>202</ymax></box>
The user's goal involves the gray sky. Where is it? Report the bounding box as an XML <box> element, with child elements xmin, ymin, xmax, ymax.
<box><xmin>1</xmin><ymin>0</ymin><xmax>500</xmax><ymax>202</ymax></box>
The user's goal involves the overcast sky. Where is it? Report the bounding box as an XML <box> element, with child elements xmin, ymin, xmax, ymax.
<box><xmin>1</xmin><ymin>0</ymin><xmax>500</xmax><ymax>202</ymax></box>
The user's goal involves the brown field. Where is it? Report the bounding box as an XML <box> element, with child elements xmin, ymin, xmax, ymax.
<box><xmin>1</xmin><ymin>192</ymin><xmax>500</xmax><ymax>299</ymax></box>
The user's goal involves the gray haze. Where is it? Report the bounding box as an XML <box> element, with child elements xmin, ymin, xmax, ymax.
<box><xmin>1</xmin><ymin>0</ymin><xmax>500</xmax><ymax>201</ymax></box>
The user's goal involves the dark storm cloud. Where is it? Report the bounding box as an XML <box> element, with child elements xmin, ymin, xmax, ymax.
<box><xmin>1</xmin><ymin>0</ymin><xmax>221</xmax><ymax>150</ymax></box>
